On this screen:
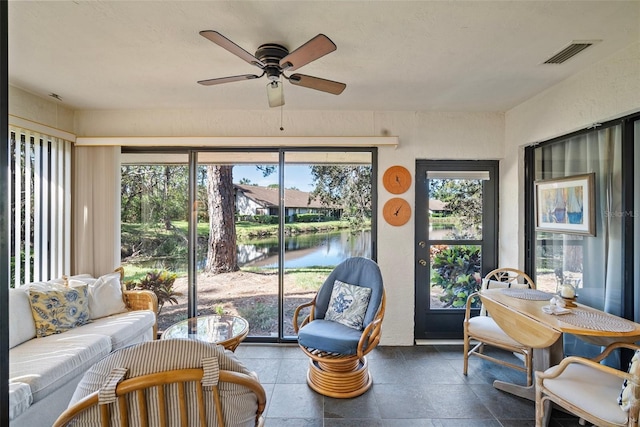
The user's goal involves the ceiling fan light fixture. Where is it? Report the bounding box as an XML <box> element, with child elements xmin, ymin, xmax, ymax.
<box><xmin>267</xmin><ymin>80</ymin><xmax>284</xmax><ymax>108</ymax></box>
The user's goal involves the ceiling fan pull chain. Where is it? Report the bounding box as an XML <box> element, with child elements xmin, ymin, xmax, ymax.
<box><xmin>280</xmin><ymin>105</ymin><xmax>284</xmax><ymax>132</ymax></box>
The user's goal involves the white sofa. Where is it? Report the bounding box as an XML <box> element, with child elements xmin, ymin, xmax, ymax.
<box><xmin>8</xmin><ymin>272</ymin><xmax>158</xmax><ymax>426</ymax></box>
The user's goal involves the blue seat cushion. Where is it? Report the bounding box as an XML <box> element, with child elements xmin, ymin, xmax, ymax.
<box><xmin>298</xmin><ymin>320</ymin><xmax>365</xmax><ymax>355</ymax></box>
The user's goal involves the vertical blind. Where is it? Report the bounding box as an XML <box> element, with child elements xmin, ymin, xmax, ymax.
<box><xmin>9</xmin><ymin>126</ymin><xmax>71</xmax><ymax>286</ymax></box>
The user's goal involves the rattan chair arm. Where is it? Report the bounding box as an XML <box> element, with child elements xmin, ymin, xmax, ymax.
<box><xmin>219</xmin><ymin>370</ymin><xmax>268</xmax><ymax>417</ymax></box>
<box><xmin>536</xmin><ymin>355</ymin><xmax>634</xmax><ymax>384</ymax></box>
<box><xmin>52</xmin><ymin>391</ymin><xmax>100</xmax><ymax>427</ymax></box>
<box><xmin>53</xmin><ymin>368</ymin><xmax>267</xmax><ymax>427</ymax></box>
<box><xmin>590</xmin><ymin>342</ymin><xmax>640</xmax><ymax>364</ymax></box>
<box><xmin>123</xmin><ymin>290</ymin><xmax>158</xmax><ymax>338</ymax></box>
<box><xmin>465</xmin><ymin>291</ymin><xmax>480</xmax><ymax>321</ymax></box>
<box><xmin>357</xmin><ymin>317</ymin><xmax>382</xmax><ymax>358</ymax></box>
<box><xmin>293</xmin><ymin>298</ymin><xmax>316</xmax><ymax>333</ymax></box>
<box><xmin>356</xmin><ymin>291</ymin><xmax>386</xmax><ymax>358</ymax></box>
<box><xmin>123</xmin><ymin>289</ymin><xmax>158</xmax><ymax>313</ymax></box>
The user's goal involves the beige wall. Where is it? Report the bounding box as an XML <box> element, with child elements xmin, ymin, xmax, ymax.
<box><xmin>72</xmin><ymin>108</ymin><xmax>505</xmax><ymax>346</ymax></box>
<box><xmin>502</xmin><ymin>41</ymin><xmax>640</xmax><ymax>269</ymax></box>
<box><xmin>8</xmin><ymin>41</ymin><xmax>639</xmax><ymax>346</ymax></box>
<box><xmin>9</xmin><ymin>86</ymin><xmax>75</xmax><ymax>133</ymax></box>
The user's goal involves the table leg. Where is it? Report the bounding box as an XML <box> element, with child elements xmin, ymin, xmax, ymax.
<box><xmin>493</xmin><ymin>338</ymin><xmax>564</xmax><ymax>401</ymax></box>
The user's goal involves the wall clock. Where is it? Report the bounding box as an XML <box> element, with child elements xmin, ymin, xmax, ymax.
<box><xmin>383</xmin><ymin>197</ymin><xmax>411</xmax><ymax>226</ymax></box>
<box><xmin>383</xmin><ymin>165</ymin><xmax>411</xmax><ymax>194</ymax></box>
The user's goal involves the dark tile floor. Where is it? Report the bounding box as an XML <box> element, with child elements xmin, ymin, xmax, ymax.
<box><xmin>234</xmin><ymin>343</ymin><xmax>583</xmax><ymax>427</ymax></box>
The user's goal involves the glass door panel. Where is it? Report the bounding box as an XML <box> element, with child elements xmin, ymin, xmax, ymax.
<box><xmin>198</xmin><ymin>152</ymin><xmax>280</xmax><ymax>338</ymax></box>
<box><xmin>282</xmin><ymin>151</ymin><xmax>373</xmax><ymax>339</ymax></box>
<box><xmin>415</xmin><ymin>161</ymin><xmax>497</xmax><ymax>340</ymax></box>
<box><xmin>120</xmin><ymin>155</ymin><xmax>190</xmax><ymax>335</ymax></box>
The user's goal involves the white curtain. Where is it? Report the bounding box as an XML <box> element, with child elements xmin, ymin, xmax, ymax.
<box><xmin>73</xmin><ymin>146</ymin><xmax>121</xmax><ymax>276</ymax></box>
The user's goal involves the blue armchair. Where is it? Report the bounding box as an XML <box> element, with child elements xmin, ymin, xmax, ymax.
<box><xmin>293</xmin><ymin>257</ymin><xmax>385</xmax><ymax>398</ymax></box>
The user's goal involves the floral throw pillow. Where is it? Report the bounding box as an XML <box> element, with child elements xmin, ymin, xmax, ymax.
<box><xmin>619</xmin><ymin>349</ymin><xmax>640</xmax><ymax>411</ymax></box>
<box><xmin>28</xmin><ymin>284</ymin><xmax>91</xmax><ymax>337</ymax></box>
<box><xmin>325</xmin><ymin>280</ymin><xmax>372</xmax><ymax>330</ymax></box>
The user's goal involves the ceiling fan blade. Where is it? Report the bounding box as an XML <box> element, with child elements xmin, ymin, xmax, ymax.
<box><xmin>279</xmin><ymin>34</ymin><xmax>336</xmax><ymax>71</ymax></box>
<box><xmin>266</xmin><ymin>81</ymin><xmax>285</xmax><ymax>108</ymax></box>
<box><xmin>289</xmin><ymin>74</ymin><xmax>346</xmax><ymax>95</ymax></box>
<box><xmin>200</xmin><ymin>30</ymin><xmax>265</xmax><ymax>68</ymax></box>
<box><xmin>197</xmin><ymin>74</ymin><xmax>262</xmax><ymax>86</ymax></box>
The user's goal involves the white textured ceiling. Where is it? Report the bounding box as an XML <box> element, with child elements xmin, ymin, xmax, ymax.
<box><xmin>8</xmin><ymin>1</ymin><xmax>640</xmax><ymax>112</ymax></box>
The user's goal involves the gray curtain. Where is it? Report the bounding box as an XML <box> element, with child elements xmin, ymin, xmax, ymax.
<box><xmin>535</xmin><ymin>125</ymin><xmax>622</xmax><ymax>359</ymax></box>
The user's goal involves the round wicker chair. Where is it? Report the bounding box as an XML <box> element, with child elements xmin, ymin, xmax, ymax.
<box><xmin>293</xmin><ymin>257</ymin><xmax>385</xmax><ymax>398</ymax></box>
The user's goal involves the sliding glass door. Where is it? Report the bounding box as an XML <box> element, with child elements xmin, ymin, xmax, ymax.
<box><xmin>121</xmin><ymin>148</ymin><xmax>375</xmax><ymax>341</ymax></box>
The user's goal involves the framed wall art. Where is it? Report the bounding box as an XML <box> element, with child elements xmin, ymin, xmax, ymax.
<box><xmin>535</xmin><ymin>173</ymin><xmax>595</xmax><ymax>236</ymax></box>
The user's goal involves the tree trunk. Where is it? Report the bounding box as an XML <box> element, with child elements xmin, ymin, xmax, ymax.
<box><xmin>163</xmin><ymin>166</ymin><xmax>172</xmax><ymax>230</ymax></box>
<box><xmin>205</xmin><ymin>165</ymin><xmax>238</xmax><ymax>274</ymax></box>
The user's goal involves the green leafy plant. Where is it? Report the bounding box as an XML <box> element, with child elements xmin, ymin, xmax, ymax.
<box><xmin>238</xmin><ymin>302</ymin><xmax>277</xmax><ymax>331</ymax></box>
<box><xmin>430</xmin><ymin>245</ymin><xmax>482</xmax><ymax>308</ymax></box>
<box><xmin>125</xmin><ymin>270</ymin><xmax>180</xmax><ymax>314</ymax></box>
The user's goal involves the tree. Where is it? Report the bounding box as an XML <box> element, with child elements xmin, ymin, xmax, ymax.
<box><xmin>429</xmin><ymin>178</ymin><xmax>482</xmax><ymax>237</ymax></box>
<box><xmin>309</xmin><ymin>165</ymin><xmax>371</xmax><ymax>227</ymax></box>
<box><xmin>204</xmin><ymin>165</ymin><xmax>239</xmax><ymax>274</ymax></box>
<box><xmin>121</xmin><ymin>165</ymin><xmax>188</xmax><ymax>225</ymax></box>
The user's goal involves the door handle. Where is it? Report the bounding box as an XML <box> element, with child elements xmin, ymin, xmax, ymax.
<box><xmin>419</xmin><ymin>259</ymin><xmax>427</xmax><ymax>266</ymax></box>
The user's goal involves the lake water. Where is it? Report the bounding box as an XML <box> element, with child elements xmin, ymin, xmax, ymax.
<box><xmin>239</xmin><ymin>229</ymin><xmax>371</xmax><ymax>268</ymax></box>
<box><xmin>128</xmin><ymin>229</ymin><xmax>372</xmax><ymax>271</ymax></box>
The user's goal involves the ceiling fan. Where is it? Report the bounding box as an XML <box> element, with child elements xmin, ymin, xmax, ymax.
<box><xmin>197</xmin><ymin>31</ymin><xmax>346</xmax><ymax>107</ymax></box>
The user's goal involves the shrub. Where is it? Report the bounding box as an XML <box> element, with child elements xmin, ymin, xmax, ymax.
<box><xmin>294</xmin><ymin>213</ymin><xmax>324</xmax><ymax>223</ymax></box>
<box><xmin>430</xmin><ymin>245</ymin><xmax>481</xmax><ymax>308</ymax></box>
<box><xmin>238</xmin><ymin>302</ymin><xmax>277</xmax><ymax>331</ymax></box>
<box><xmin>125</xmin><ymin>270</ymin><xmax>180</xmax><ymax>314</ymax></box>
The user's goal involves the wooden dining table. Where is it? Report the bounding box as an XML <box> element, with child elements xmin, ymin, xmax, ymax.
<box><xmin>479</xmin><ymin>287</ymin><xmax>640</xmax><ymax>400</ymax></box>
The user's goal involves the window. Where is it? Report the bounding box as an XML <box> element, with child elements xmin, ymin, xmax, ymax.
<box><xmin>120</xmin><ymin>148</ymin><xmax>376</xmax><ymax>341</ymax></box>
<box><xmin>8</xmin><ymin>127</ymin><xmax>71</xmax><ymax>286</ymax></box>
<box><xmin>525</xmin><ymin>112</ymin><xmax>640</xmax><ymax>362</ymax></box>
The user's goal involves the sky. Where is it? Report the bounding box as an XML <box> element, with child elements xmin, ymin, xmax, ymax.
<box><xmin>233</xmin><ymin>164</ymin><xmax>314</xmax><ymax>191</ymax></box>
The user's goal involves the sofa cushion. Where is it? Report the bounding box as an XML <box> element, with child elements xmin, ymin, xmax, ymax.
<box><xmin>9</xmin><ymin>288</ymin><xmax>36</xmax><ymax>349</ymax></box>
<box><xmin>48</xmin><ymin>273</ymin><xmax>94</xmax><ymax>285</ymax></box>
<box><xmin>66</xmin><ymin>310</ymin><xmax>156</xmax><ymax>351</ymax></box>
<box><xmin>28</xmin><ymin>283</ymin><xmax>91</xmax><ymax>337</ymax></box>
<box><xmin>69</xmin><ymin>272</ymin><xmax>128</xmax><ymax>320</ymax></box>
<box><xmin>9</xmin><ymin>382</ymin><xmax>32</xmax><ymax>421</ymax></box>
<box><xmin>9</xmin><ymin>333</ymin><xmax>112</xmax><ymax>403</ymax></box>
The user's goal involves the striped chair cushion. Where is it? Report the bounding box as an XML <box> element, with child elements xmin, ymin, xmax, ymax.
<box><xmin>69</xmin><ymin>339</ymin><xmax>259</xmax><ymax>427</ymax></box>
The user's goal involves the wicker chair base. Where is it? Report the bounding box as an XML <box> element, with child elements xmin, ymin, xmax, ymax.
<box><xmin>305</xmin><ymin>357</ymin><xmax>372</xmax><ymax>398</ymax></box>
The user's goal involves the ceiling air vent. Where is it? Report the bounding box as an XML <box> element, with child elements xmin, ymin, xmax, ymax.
<box><xmin>543</xmin><ymin>40</ymin><xmax>600</xmax><ymax>64</ymax></box>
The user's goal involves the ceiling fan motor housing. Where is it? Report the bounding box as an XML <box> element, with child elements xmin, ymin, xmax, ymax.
<box><xmin>255</xmin><ymin>43</ymin><xmax>289</xmax><ymax>80</ymax></box>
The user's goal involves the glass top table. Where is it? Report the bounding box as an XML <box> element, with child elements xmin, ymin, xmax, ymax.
<box><xmin>161</xmin><ymin>314</ymin><xmax>249</xmax><ymax>351</ymax></box>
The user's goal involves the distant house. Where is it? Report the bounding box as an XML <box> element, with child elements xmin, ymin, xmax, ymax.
<box><xmin>235</xmin><ymin>184</ymin><xmax>338</xmax><ymax>221</ymax></box>
<box><xmin>429</xmin><ymin>199</ymin><xmax>449</xmax><ymax>214</ymax></box>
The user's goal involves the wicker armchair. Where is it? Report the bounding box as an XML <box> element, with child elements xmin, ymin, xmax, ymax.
<box><xmin>463</xmin><ymin>267</ymin><xmax>536</xmax><ymax>385</ymax></box>
<box><xmin>52</xmin><ymin>339</ymin><xmax>266</xmax><ymax>427</ymax></box>
<box><xmin>536</xmin><ymin>342</ymin><xmax>640</xmax><ymax>427</ymax></box>
<box><xmin>293</xmin><ymin>257</ymin><xmax>385</xmax><ymax>398</ymax></box>
<box><xmin>115</xmin><ymin>266</ymin><xmax>159</xmax><ymax>338</ymax></box>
